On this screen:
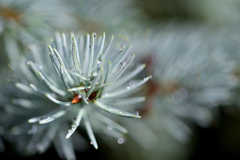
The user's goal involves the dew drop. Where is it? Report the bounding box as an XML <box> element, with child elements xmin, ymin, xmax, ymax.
<box><xmin>28</xmin><ymin>44</ymin><xmax>33</xmax><ymax>49</ymax></box>
<box><xmin>119</xmin><ymin>62</ymin><xmax>126</xmax><ymax>69</ymax></box>
<box><xmin>71</xmin><ymin>123</ymin><xmax>77</xmax><ymax>128</ymax></box>
<box><xmin>177</xmin><ymin>55</ymin><xmax>192</xmax><ymax>70</ymax></box>
<box><xmin>110</xmin><ymin>34</ymin><xmax>114</xmax><ymax>38</ymax></box>
<box><xmin>108</xmin><ymin>124</ymin><xmax>113</xmax><ymax>130</ymax></box>
<box><xmin>120</xmin><ymin>45</ymin><xmax>125</xmax><ymax>48</ymax></box>
<box><xmin>97</xmin><ymin>60</ymin><xmax>101</xmax><ymax>64</ymax></box>
<box><xmin>27</xmin><ymin>61</ymin><xmax>31</xmax><ymax>65</ymax></box>
<box><xmin>172</xmin><ymin>88</ymin><xmax>188</xmax><ymax>104</ymax></box>
<box><xmin>105</xmin><ymin>93</ymin><xmax>109</xmax><ymax>96</ymax></box>
<box><xmin>90</xmin><ymin>141</ymin><xmax>93</xmax><ymax>145</ymax></box>
<box><xmin>120</xmin><ymin>45</ymin><xmax>125</xmax><ymax>51</ymax></box>
<box><xmin>127</xmin><ymin>86</ymin><xmax>130</xmax><ymax>89</ymax></box>
<box><xmin>68</xmin><ymin>129</ymin><xmax>72</xmax><ymax>133</ymax></box>
<box><xmin>36</xmin><ymin>143</ymin><xmax>44</xmax><ymax>151</ymax></box>
<box><xmin>136</xmin><ymin>112</ymin><xmax>139</xmax><ymax>116</ymax></box>
<box><xmin>117</xmin><ymin>138</ymin><xmax>124</xmax><ymax>144</ymax></box>
<box><xmin>93</xmin><ymin>32</ymin><xmax>97</xmax><ymax>37</ymax></box>
<box><xmin>92</xmin><ymin>72</ymin><xmax>97</xmax><ymax>77</ymax></box>
<box><xmin>129</xmin><ymin>80</ymin><xmax>136</xmax><ymax>87</ymax></box>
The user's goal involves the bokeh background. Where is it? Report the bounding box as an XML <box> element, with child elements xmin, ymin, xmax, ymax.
<box><xmin>1</xmin><ymin>0</ymin><xmax>240</xmax><ymax>159</ymax></box>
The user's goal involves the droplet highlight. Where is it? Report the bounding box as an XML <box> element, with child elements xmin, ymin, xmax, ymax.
<box><xmin>117</xmin><ymin>138</ymin><xmax>125</xmax><ymax>144</ymax></box>
<box><xmin>119</xmin><ymin>62</ymin><xmax>126</xmax><ymax>69</ymax></box>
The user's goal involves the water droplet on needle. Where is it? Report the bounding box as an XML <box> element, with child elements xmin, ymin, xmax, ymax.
<box><xmin>120</xmin><ymin>62</ymin><xmax>126</xmax><ymax>69</ymax></box>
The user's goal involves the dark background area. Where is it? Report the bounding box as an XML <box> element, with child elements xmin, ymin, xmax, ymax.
<box><xmin>192</xmin><ymin>107</ymin><xmax>240</xmax><ymax>160</ymax></box>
